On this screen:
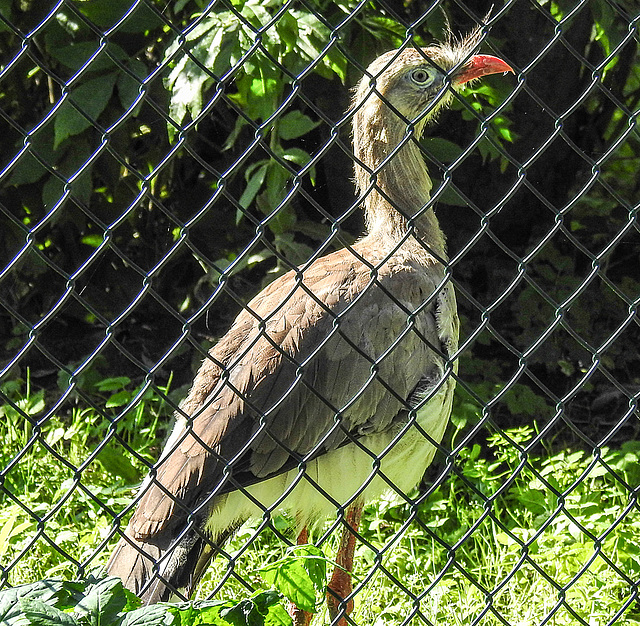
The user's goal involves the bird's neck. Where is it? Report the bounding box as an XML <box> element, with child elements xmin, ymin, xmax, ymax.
<box><xmin>353</xmin><ymin>105</ymin><xmax>446</xmax><ymax>259</ymax></box>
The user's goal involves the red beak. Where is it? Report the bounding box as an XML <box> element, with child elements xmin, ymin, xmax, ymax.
<box><xmin>454</xmin><ymin>54</ymin><xmax>514</xmax><ymax>85</ymax></box>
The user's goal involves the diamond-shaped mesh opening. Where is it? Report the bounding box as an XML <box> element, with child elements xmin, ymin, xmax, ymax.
<box><xmin>1</xmin><ymin>0</ymin><xmax>639</xmax><ymax>624</ymax></box>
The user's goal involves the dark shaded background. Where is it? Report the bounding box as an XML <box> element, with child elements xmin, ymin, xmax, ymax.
<box><xmin>1</xmin><ymin>0</ymin><xmax>638</xmax><ymax>452</ymax></box>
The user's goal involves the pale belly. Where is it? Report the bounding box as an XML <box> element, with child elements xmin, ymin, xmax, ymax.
<box><xmin>204</xmin><ymin>380</ymin><xmax>454</xmax><ymax>537</ymax></box>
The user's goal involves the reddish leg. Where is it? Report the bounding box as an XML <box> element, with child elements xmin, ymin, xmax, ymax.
<box><xmin>326</xmin><ymin>503</ymin><xmax>363</xmax><ymax>625</ymax></box>
<box><xmin>289</xmin><ymin>527</ymin><xmax>313</xmax><ymax>626</ymax></box>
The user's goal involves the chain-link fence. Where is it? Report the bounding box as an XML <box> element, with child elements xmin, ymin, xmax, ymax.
<box><xmin>1</xmin><ymin>0</ymin><xmax>639</xmax><ymax>624</ymax></box>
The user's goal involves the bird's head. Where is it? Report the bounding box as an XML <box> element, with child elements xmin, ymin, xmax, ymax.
<box><xmin>352</xmin><ymin>31</ymin><xmax>513</xmax><ymax>130</ymax></box>
<box><xmin>350</xmin><ymin>27</ymin><xmax>513</xmax><ymax>247</ymax></box>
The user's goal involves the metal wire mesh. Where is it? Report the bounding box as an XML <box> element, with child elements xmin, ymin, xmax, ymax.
<box><xmin>1</xmin><ymin>0</ymin><xmax>639</xmax><ymax>624</ymax></box>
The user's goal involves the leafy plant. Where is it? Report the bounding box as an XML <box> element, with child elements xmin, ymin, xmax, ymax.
<box><xmin>350</xmin><ymin>426</ymin><xmax>640</xmax><ymax>625</ymax></box>
<box><xmin>0</xmin><ymin>546</ymin><xmax>328</xmax><ymax>626</ymax></box>
<box><xmin>1</xmin><ymin>376</ymin><xmax>639</xmax><ymax>624</ymax></box>
<box><xmin>2</xmin><ymin>1</ymin><xmax>640</xmax><ymax>623</ymax></box>
<box><xmin>0</xmin><ymin>375</ymin><xmax>173</xmax><ymax>582</ymax></box>
<box><xmin>163</xmin><ymin>0</ymin><xmax>350</xmax><ymax>271</ymax></box>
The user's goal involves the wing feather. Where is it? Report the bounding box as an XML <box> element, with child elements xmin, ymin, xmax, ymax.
<box><xmin>130</xmin><ymin>245</ymin><xmax>451</xmax><ymax>540</ymax></box>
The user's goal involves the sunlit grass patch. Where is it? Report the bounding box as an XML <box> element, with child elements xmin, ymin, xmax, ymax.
<box><xmin>1</xmin><ymin>379</ymin><xmax>639</xmax><ymax>624</ymax></box>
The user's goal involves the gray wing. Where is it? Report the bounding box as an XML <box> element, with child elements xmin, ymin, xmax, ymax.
<box><xmin>129</xmin><ymin>247</ymin><xmax>453</xmax><ymax>540</ymax></box>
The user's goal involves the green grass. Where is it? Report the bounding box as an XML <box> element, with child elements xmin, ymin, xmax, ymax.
<box><xmin>1</xmin><ymin>376</ymin><xmax>639</xmax><ymax>625</ymax></box>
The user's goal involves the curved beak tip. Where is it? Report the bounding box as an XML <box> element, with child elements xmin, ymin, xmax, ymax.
<box><xmin>455</xmin><ymin>54</ymin><xmax>515</xmax><ymax>86</ymax></box>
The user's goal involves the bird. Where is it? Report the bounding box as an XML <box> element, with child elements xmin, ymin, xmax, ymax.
<box><xmin>107</xmin><ymin>24</ymin><xmax>513</xmax><ymax>624</ymax></box>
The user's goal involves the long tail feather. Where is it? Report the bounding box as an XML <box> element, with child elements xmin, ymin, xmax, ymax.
<box><xmin>107</xmin><ymin>524</ymin><xmax>237</xmax><ymax>604</ymax></box>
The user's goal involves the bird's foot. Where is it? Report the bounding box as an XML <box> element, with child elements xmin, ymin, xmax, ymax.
<box><xmin>289</xmin><ymin>603</ymin><xmax>314</xmax><ymax>626</ymax></box>
<box><xmin>326</xmin><ymin>503</ymin><xmax>363</xmax><ymax>626</ymax></box>
<box><xmin>326</xmin><ymin>566</ymin><xmax>354</xmax><ymax>625</ymax></box>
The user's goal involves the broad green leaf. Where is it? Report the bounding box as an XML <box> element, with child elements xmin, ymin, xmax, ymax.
<box><xmin>106</xmin><ymin>389</ymin><xmax>132</xmax><ymax>408</ymax></box>
<box><xmin>18</xmin><ymin>597</ymin><xmax>78</xmax><ymax>626</ymax></box>
<box><xmin>173</xmin><ymin>0</ymin><xmax>191</xmax><ymax>11</ymax></box>
<box><xmin>219</xmin><ymin>593</ymin><xmax>285</xmax><ymax>626</ymax></box>
<box><xmin>282</xmin><ymin>148</ymin><xmax>315</xmax><ymax>184</ymax></box>
<box><xmin>208</xmin><ymin>25</ymin><xmax>242</xmax><ymax>78</ymax></box>
<box><xmin>9</xmin><ymin>124</ymin><xmax>58</xmax><ymax>187</ymax></box>
<box><xmin>97</xmin><ymin>444</ymin><xmax>140</xmax><ymax>483</ymax></box>
<box><xmin>165</xmin><ymin>22</ymin><xmax>240</xmax><ymax>138</ymax></box>
<box><xmin>120</xmin><ymin>604</ymin><xmax>170</xmax><ymax>626</ymax></box>
<box><xmin>8</xmin><ymin>149</ymin><xmax>50</xmax><ymax>187</ymax></box>
<box><xmin>250</xmin><ymin>74</ymin><xmax>279</xmax><ymax>100</ymax></box>
<box><xmin>6</xmin><ymin>581</ymin><xmax>65</xmax><ymax>604</ymax></box>
<box><xmin>293</xmin><ymin>220</ymin><xmax>331</xmax><ymax>241</ymax></box>
<box><xmin>277</xmin><ymin>111</ymin><xmax>320</xmax><ymax>140</ymax></box>
<box><xmin>49</xmin><ymin>41</ymin><xmax>128</xmax><ymax>73</ymax></box>
<box><xmin>241</xmin><ymin>3</ymin><xmax>272</xmax><ymax>30</ymax></box>
<box><xmin>281</xmin><ymin>148</ymin><xmax>311</xmax><ymax>167</ymax></box>
<box><xmin>0</xmin><ymin>581</ymin><xmax>66</xmax><ymax>626</ymax></box>
<box><xmin>117</xmin><ymin>59</ymin><xmax>148</xmax><ymax>116</ymax></box>
<box><xmin>165</xmin><ymin>600</ymin><xmax>234</xmax><ymax>626</ymax></box>
<box><xmin>74</xmin><ymin>0</ymin><xmax>163</xmax><ymax>33</ymax></box>
<box><xmin>164</xmin><ymin>5</ymin><xmax>346</xmax><ymax>143</ymax></box>
<box><xmin>182</xmin><ymin>15</ymin><xmax>222</xmax><ymax>43</ymax></box>
<box><xmin>218</xmin><ymin>601</ymin><xmax>255</xmax><ymax>626</ymax></box>
<box><xmin>121</xmin><ymin>588</ymin><xmax>142</xmax><ymax>613</ymax></box>
<box><xmin>263</xmin><ymin>603</ymin><xmax>291</xmax><ymax>626</ymax></box>
<box><xmin>95</xmin><ymin>376</ymin><xmax>131</xmax><ymax>391</ymax></box>
<box><xmin>42</xmin><ymin>137</ymin><xmax>94</xmax><ymax>211</ymax></box>
<box><xmin>516</xmin><ymin>489</ymin><xmax>549</xmax><ymax>515</ymax></box>
<box><xmin>248</xmin><ymin>74</ymin><xmax>280</xmax><ymax>115</ymax></box>
<box><xmin>258</xmin><ymin>162</ymin><xmax>290</xmax><ymax>215</ymax></box>
<box><xmin>430</xmin><ymin>178</ymin><xmax>467</xmax><ymax>207</ymax></box>
<box><xmin>166</xmin><ymin>55</ymin><xmax>198</xmax><ymax>137</ymax></box>
<box><xmin>231</xmin><ymin>73</ymin><xmax>279</xmax><ymax>122</ymax></box>
<box><xmin>250</xmin><ymin>591</ymin><xmax>290</xmax><ymax>626</ymax></box>
<box><xmin>239</xmin><ymin>163</ymin><xmax>269</xmax><ymax>210</ymax></box>
<box><xmin>293</xmin><ymin>12</ymin><xmax>329</xmax><ymax>58</ymax></box>
<box><xmin>497</xmin><ymin>125</ymin><xmax>515</xmax><ymax>142</ymax></box>
<box><xmin>54</xmin><ymin>72</ymin><xmax>118</xmax><ymax>148</ymax></box>
<box><xmin>250</xmin><ymin>592</ymin><xmax>284</xmax><ymax>612</ymax></box>
<box><xmin>421</xmin><ymin>138</ymin><xmax>463</xmax><ymax>164</ymax></box>
<box><xmin>274</xmin><ymin>233</ymin><xmax>313</xmax><ymax>265</ymax></box>
<box><xmin>259</xmin><ymin>546</ymin><xmax>326</xmax><ymax>613</ymax></box>
<box><xmin>292</xmin><ymin>11</ymin><xmax>346</xmax><ymax>82</ymax></box>
<box><xmin>80</xmin><ymin>233</ymin><xmax>104</xmax><ymax>248</ymax></box>
<box><xmin>275</xmin><ymin>13</ymin><xmax>299</xmax><ymax>54</ymax></box>
<box><xmin>361</xmin><ymin>15</ymin><xmax>407</xmax><ymax>46</ymax></box>
<box><xmin>73</xmin><ymin>577</ymin><xmax>126</xmax><ymax>626</ymax></box>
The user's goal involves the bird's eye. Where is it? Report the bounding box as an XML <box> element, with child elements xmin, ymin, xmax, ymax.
<box><xmin>410</xmin><ymin>68</ymin><xmax>433</xmax><ymax>85</ymax></box>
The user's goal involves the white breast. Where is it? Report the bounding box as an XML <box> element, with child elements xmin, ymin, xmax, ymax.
<box><xmin>203</xmin><ymin>377</ymin><xmax>455</xmax><ymax>538</ymax></box>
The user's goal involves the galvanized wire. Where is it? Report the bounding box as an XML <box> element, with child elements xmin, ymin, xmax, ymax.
<box><xmin>1</xmin><ymin>0</ymin><xmax>639</xmax><ymax>624</ymax></box>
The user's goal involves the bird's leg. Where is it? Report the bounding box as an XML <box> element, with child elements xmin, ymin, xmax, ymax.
<box><xmin>326</xmin><ymin>502</ymin><xmax>363</xmax><ymax>625</ymax></box>
<box><xmin>289</xmin><ymin>526</ymin><xmax>314</xmax><ymax>626</ymax></box>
